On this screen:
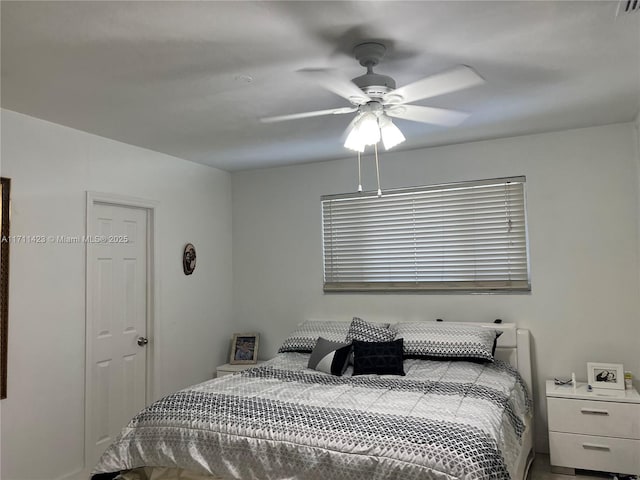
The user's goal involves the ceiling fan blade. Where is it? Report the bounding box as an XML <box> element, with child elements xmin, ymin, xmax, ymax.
<box><xmin>298</xmin><ymin>69</ymin><xmax>370</xmax><ymax>105</ymax></box>
<box><xmin>386</xmin><ymin>105</ymin><xmax>470</xmax><ymax>126</ymax></box>
<box><xmin>260</xmin><ymin>106</ymin><xmax>357</xmax><ymax>123</ymax></box>
<box><xmin>384</xmin><ymin>65</ymin><xmax>484</xmax><ymax>105</ymax></box>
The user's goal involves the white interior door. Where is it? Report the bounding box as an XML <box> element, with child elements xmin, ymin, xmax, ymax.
<box><xmin>86</xmin><ymin>202</ymin><xmax>149</xmax><ymax>467</ymax></box>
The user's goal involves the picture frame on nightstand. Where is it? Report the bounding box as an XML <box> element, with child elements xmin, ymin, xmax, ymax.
<box><xmin>230</xmin><ymin>333</ymin><xmax>259</xmax><ymax>365</ymax></box>
<box><xmin>587</xmin><ymin>362</ymin><xmax>624</xmax><ymax>390</ymax></box>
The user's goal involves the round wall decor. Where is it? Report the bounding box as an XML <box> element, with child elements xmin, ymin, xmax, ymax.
<box><xmin>183</xmin><ymin>243</ymin><xmax>196</xmax><ymax>275</ymax></box>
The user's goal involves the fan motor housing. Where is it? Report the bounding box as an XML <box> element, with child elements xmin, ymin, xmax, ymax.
<box><xmin>352</xmin><ymin>73</ymin><xmax>396</xmax><ymax>97</ymax></box>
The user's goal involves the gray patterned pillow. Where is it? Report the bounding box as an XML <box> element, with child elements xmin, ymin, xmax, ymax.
<box><xmin>394</xmin><ymin>322</ymin><xmax>500</xmax><ymax>362</ymax></box>
<box><xmin>278</xmin><ymin>320</ymin><xmax>350</xmax><ymax>353</ymax></box>
<box><xmin>307</xmin><ymin>337</ymin><xmax>351</xmax><ymax>376</ymax></box>
<box><xmin>345</xmin><ymin>317</ymin><xmax>395</xmax><ymax>343</ymax></box>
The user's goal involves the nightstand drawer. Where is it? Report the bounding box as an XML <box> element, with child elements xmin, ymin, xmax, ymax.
<box><xmin>549</xmin><ymin>432</ymin><xmax>640</xmax><ymax>474</ymax></box>
<box><xmin>548</xmin><ymin>397</ymin><xmax>640</xmax><ymax>439</ymax></box>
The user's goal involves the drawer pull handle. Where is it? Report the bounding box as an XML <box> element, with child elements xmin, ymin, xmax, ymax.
<box><xmin>580</xmin><ymin>408</ymin><xmax>609</xmax><ymax>416</ymax></box>
<box><xmin>582</xmin><ymin>443</ymin><xmax>611</xmax><ymax>451</ymax></box>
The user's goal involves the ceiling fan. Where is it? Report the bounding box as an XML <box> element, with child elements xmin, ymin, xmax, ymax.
<box><xmin>260</xmin><ymin>42</ymin><xmax>485</xmax><ymax>152</ymax></box>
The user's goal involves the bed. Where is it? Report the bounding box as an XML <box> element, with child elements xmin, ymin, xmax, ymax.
<box><xmin>91</xmin><ymin>321</ymin><xmax>534</xmax><ymax>480</ymax></box>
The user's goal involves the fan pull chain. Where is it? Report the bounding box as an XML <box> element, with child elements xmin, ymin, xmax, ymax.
<box><xmin>374</xmin><ymin>143</ymin><xmax>382</xmax><ymax>197</ymax></box>
<box><xmin>357</xmin><ymin>151</ymin><xmax>363</xmax><ymax>192</ymax></box>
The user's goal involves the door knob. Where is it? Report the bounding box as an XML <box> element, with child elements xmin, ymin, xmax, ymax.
<box><xmin>137</xmin><ymin>336</ymin><xmax>148</xmax><ymax>346</ymax></box>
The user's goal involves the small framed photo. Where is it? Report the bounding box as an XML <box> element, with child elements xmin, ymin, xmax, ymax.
<box><xmin>230</xmin><ymin>333</ymin><xmax>259</xmax><ymax>365</ymax></box>
<box><xmin>587</xmin><ymin>362</ymin><xmax>625</xmax><ymax>391</ymax></box>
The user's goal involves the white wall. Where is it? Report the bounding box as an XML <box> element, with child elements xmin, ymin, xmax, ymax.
<box><xmin>232</xmin><ymin>122</ymin><xmax>640</xmax><ymax>454</ymax></box>
<box><xmin>636</xmin><ymin>112</ymin><xmax>640</xmax><ymax>370</ymax></box>
<box><xmin>0</xmin><ymin>109</ymin><xmax>234</xmax><ymax>480</ymax></box>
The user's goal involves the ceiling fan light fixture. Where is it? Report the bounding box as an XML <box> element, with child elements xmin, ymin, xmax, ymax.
<box><xmin>379</xmin><ymin>115</ymin><xmax>406</xmax><ymax>150</ymax></box>
<box><xmin>344</xmin><ymin>126</ymin><xmax>365</xmax><ymax>152</ymax></box>
<box><xmin>357</xmin><ymin>112</ymin><xmax>381</xmax><ymax>145</ymax></box>
<box><xmin>344</xmin><ymin>112</ymin><xmax>381</xmax><ymax>152</ymax></box>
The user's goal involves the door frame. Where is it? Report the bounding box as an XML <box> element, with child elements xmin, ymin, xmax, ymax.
<box><xmin>84</xmin><ymin>191</ymin><xmax>160</xmax><ymax>470</ymax></box>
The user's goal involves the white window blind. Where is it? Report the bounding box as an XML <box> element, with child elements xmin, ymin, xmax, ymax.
<box><xmin>322</xmin><ymin>176</ymin><xmax>530</xmax><ymax>293</ymax></box>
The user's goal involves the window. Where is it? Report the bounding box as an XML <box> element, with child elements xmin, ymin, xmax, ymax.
<box><xmin>321</xmin><ymin>176</ymin><xmax>530</xmax><ymax>293</ymax></box>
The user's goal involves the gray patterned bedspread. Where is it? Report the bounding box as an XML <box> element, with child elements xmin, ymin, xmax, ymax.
<box><xmin>92</xmin><ymin>353</ymin><xmax>532</xmax><ymax>480</ymax></box>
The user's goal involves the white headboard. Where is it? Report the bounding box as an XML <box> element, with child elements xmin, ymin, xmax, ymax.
<box><xmin>306</xmin><ymin>319</ymin><xmax>533</xmax><ymax>399</ymax></box>
<box><xmin>477</xmin><ymin>323</ymin><xmax>532</xmax><ymax>398</ymax></box>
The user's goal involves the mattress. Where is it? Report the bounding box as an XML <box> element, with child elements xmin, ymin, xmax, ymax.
<box><xmin>92</xmin><ymin>352</ymin><xmax>532</xmax><ymax>480</ymax></box>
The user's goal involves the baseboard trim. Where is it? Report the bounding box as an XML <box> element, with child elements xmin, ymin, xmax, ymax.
<box><xmin>550</xmin><ymin>465</ymin><xmax>576</xmax><ymax>476</ymax></box>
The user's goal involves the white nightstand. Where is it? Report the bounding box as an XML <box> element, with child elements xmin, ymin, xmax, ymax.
<box><xmin>546</xmin><ymin>379</ymin><xmax>640</xmax><ymax>475</ymax></box>
<box><xmin>216</xmin><ymin>361</ymin><xmax>266</xmax><ymax>378</ymax></box>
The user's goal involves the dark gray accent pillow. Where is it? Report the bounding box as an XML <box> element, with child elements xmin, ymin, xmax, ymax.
<box><xmin>307</xmin><ymin>337</ymin><xmax>351</xmax><ymax>376</ymax></box>
<box><xmin>352</xmin><ymin>339</ymin><xmax>405</xmax><ymax>376</ymax></box>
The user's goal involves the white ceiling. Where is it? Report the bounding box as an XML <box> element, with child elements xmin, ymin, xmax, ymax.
<box><xmin>2</xmin><ymin>1</ymin><xmax>639</xmax><ymax>172</ymax></box>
